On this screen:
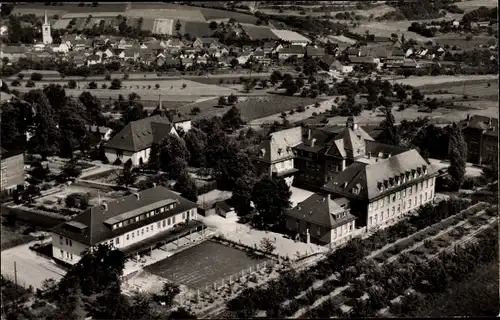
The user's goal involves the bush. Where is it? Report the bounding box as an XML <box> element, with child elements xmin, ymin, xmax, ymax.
<box><xmin>105</xmin><ymin>74</ymin><xmax>111</xmax><ymax>81</ymax></box>
<box><xmin>113</xmin><ymin>158</ymin><xmax>122</xmax><ymax>165</ymax></box>
<box><xmin>30</xmin><ymin>72</ymin><xmax>43</xmax><ymax>81</ymax></box>
<box><xmin>296</xmin><ymin>106</ymin><xmax>305</xmax><ymax>112</ymax></box>
<box><xmin>11</xmin><ymin>80</ymin><xmax>20</xmax><ymax>87</ymax></box>
<box><xmin>25</xmin><ymin>80</ymin><xmax>35</xmax><ymax>87</ymax></box>
<box><xmin>67</xmin><ymin>80</ymin><xmax>77</xmax><ymax>89</ymax></box>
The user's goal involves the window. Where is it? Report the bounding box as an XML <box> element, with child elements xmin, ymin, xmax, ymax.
<box><xmin>70</xmin><ymin>253</ymin><xmax>73</xmax><ymax>260</ymax></box>
<box><xmin>369</xmin><ymin>203</ymin><xmax>373</xmax><ymax>211</ymax></box>
<box><xmin>381</xmin><ymin>199</ymin><xmax>385</xmax><ymax>208</ymax></box>
<box><xmin>157</xmin><ymin>222</ymin><xmax>161</xmax><ymax>229</ymax></box>
<box><xmin>191</xmin><ymin>210</ymin><xmax>194</xmax><ymax>217</ymax></box>
<box><xmin>151</xmin><ymin>225</ymin><xmax>154</xmax><ymax>231</ymax></box>
<box><xmin>66</xmin><ymin>239</ymin><xmax>69</xmax><ymax>246</ymax></box>
<box><xmin>168</xmin><ymin>218</ymin><xmax>171</xmax><ymax>225</ymax></box>
<box><xmin>403</xmin><ymin>189</ymin><xmax>406</xmax><ymax>198</ymax></box>
<box><xmin>182</xmin><ymin>212</ymin><xmax>186</xmax><ymax>219</ymax></box>
<box><xmin>349</xmin><ymin>223</ymin><xmax>353</xmax><ymax>231</ymax></box>
<box><xmin>316</xmin><ymin>227</ymin><xmax>321</xmax><ymax>236</ymax></box>
<box><xmin>118</xmin><ymin>222</ymin><xmax>123</xmax><ymax>228</ymax></box>
<box><xmin>375</xmin><ymin>214</ymin><xmax>378</xmax><ymax>223</ymax></box>
<box><xmin>135</xmin><ymin>216</ymin><xmax>140</xmax><ymax>222</ymax></box>
<box><xmin>396</xmin><ymin>192</ymin><xmax>400</xmax><ymax>200</ymax></box>
<box><xmin>403</xmin><ymin>201</ymin><xmax>406</xmax><ymax>209</ymax></box>
<box><xmin>420</xmin><ymin>182</ymin><xmax>423</xmax><ymax>190</ymax></box>
<box><xmin>126</xmin><ymin>234</ymin><xmax>130</xmax><ymax>240</ymax></box>
<box><xmin>69</xmin><ymin>240</ymin><xmax>72</xmax><ymax>247</ymax></box>
<box><xmin>60</xmin><ymin>250</ymin><xmax>64</xmax><ymax>258</ymax></box>
<box><xmin>420</xmin><ymin>194</ymin><xmax>422</xmax><ymax>204</ymax></box>
<box><xmin>409</xmin><ymin>187</ymin><xmax>412</xmax><ymax>195</ymax></box>
<box><xmin>146</xmin><ymin>227</ymin><xmax>149</xmax><ymax>232</ymax></box>
<box><xmin>386</xmin><ymin>209</ymin><xmax>389</xmax><ymax>219</ymax></box>
<box><xmin>141</xmin><ymin>229</ymin><xmax>144</xmax><ymax>235</ymax></box>
<box><xmin>163</xmin><ymin>220</ymin><xmax>166</xmax><ymax>227</ymax></box>
<box><xmin>392</xmin><ymin>207</ymin><xmax>395</xmax><ymax>216</ymax></box>
<box><xmin>385</xmin><ymin>196</ymin><xmax>389</xmax><ymax>205</ymax></box>
<box><xmin>115</xmin><ymin>237</ymin><xmax>119</xmax><ymax>244</ymax></box>
<box><xmin>425</xmin><ymin>179</ymin><xmax>428</xmax><ymax>188</ymax></box>
<box><xmin>431</xmin><ymin>178</ymin><xmax>434</xmax><ymax>186</ymax></box>
<box><xmin>66</xmin><ymin>252</ymin><xmax>69</xmax><ymax>259</ymax></box>
<box><xmin>59</xmin><ymin>236</ymin><xmax>63</xmax><ymax>245</ymax></box>
<box><xmin>369</xmin><ymin>216</ymin><xmax>373</xmax><ymax>226</ymax></box>
<box><xmin>160</xmin><ymin>207</ymin><xmax>165</xmax><ymax>213</ymax></box>
<box><xmin>409</xmin><ymin>199</ymin><xmax>412</xmax><ymax>207</ymax></box>
<box><xmin>425</xmin><ymin>192</ymin><xmax>428</xmax><ymax>201</ymax></box>
<box><xmin>172</xmin><ymin>216</ymin><xmax>176</xmax><ymax>224</ymax></box>
<box><xmin>132</xmin><ymin>232</ymin><xmax>135</xmax><ymax>239</ymax></box>
<box><xmin>137</xmin><ymin>230</ymin><xmax>140</xmax><ymax>236</ymax></box>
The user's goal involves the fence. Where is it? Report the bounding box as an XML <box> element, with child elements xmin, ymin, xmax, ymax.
<box><xmin>179</xmin><ymin>259</ymin><xmax>277</xmax><ymax>303</ymax></box>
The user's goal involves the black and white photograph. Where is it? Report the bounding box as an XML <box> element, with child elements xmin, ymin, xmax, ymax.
<box><xmin>0</xmin><ymin>1</ymin><xmax>498</xmax><ymax>319</ymax></box>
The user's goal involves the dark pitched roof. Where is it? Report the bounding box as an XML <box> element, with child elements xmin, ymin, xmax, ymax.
<box><xmin>365</xmin><ymin>140</ymin><xmax>409</xmax><ymax>158</ymax></box>
<box><xmin>349</xmin><ymin>56</ymin><xmax>375</xmax><ymax>64</ymax></box>
<box><xmin>324</xmin><ymin>149</ymin><xmax>437</xmax><ymax>200</ymax></box>
<box><xmin>51</xmin><ymin>186</ymin><xmax>198</xmax><ymax>246</ymax></box>
<box><xmin>2</xmin><ymin>46</ymin><xmax>28</xmax><ymax>54</ymax></box>
<box><xmin>286</xmin><ymin>194</ymin><xmax>356</xmax><ymax>229</ymax></box>
<box><xmin>280</xmin><ymin>45</ymin><xmax>305</xmax><ymax>54</ymax></box>
<box><xmin>461</xmin><ymin>115</ymin><xmax>498</xmax><ymax>137</ymax></box>
<box><xmin>104</xmin><ymin>115</ymin><xmax>175</xmax><ymax>152</ymax></box>
<box><xmin>215</xmin><ymin>200</ymin><xmax>233</xmax><ymax>212</ymax></box>
<box><xmin>306</xmin><ymin>46</ymin><xmax>325</xmax><ymax>56</ymax></box>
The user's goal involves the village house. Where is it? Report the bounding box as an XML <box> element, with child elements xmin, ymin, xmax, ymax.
<box><xmin>0</xmin><ymin>148</ymin><xmax>25</xmax><ymax>194</ymax></box>
<box><xmin>0</xmin><ymin>46</ymin><xmax>28</xmax><ymax>62</ymax></box>
<box><xmin>85</xmin><ymin>125</ymin><xmax>113</xmax><ymax>142</ymax></box>
<box><xmin>305</xmin><ymin>46</ymin><xmax>325</xmax><ymax>59</ymax></box>
<box><xmin>459</xmin><ymin>115</ymin><xmax>498</xmax><ymax>165</ymax></box>
<box><xmin>51</xmin><ymin>186</ymin><xmax>203</xmax><ymax>265</ymax></box>
<box><xmin>285</xmin><ymin>194</ymin><xmax>356</xmax><ymax>247</ymax></box>
<box><xmin>278</xmin><ymin>45</ymin><xmax>305</xmax><ymax>60</ymax></box>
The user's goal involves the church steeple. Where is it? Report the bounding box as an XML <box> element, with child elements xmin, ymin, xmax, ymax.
<box><xmin>42</xmin><ymin>10</ymin><xmax>53</xmax><ymax>45</ymax></box>
<box><xmin>346</xmin><ymin>115</ymin><xmax>358</xmax><ymax>130</ymax></box>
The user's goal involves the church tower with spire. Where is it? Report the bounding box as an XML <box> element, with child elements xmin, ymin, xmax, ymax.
<box><xmin>42</xmin><ymin>11</ymin><xmax>53</xmax><ymax>45</ymax></box>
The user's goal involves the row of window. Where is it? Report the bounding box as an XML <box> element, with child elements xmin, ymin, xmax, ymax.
<box><xmin>108</xmin><ymin>211</ymin><xmax>192</xmax><ymax>247</ymax></box>
<box><xmin>111</xmin><ymin>205</ymin><xmax>177</xmax><ymax>230</ymax></box>
<box><xmin>378</xmin><ymin>170</ymin><xmax>429</xmax><ymax>192</ymax></box>
<box><xmin>332</xmin><ymin>221</ymin><xmax>354</xmax><ymax>239</ymax></box>
<box><xmin>60</xmin><ymin>249</ymin><xmax>73</xmax><ymax>261</ymax></box>
<box><xmin>59</xmin><ymin>236</ymin><xmax>73</xmax><ymax>247</ymax></box>
<box><xmin>369</xmin><ymin>191</ymin><xmax>433</xmax><ymax>227</ymax></box>
<box><xmin>369</xmin><ymin>179</ymin><xmax>433</xmax><ymax>211</ymax></box>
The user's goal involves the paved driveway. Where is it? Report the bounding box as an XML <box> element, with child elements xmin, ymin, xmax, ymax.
<box><xmin>1</xmin><ymin>242</ymin><xmax>66</xmax><ymax>289</ymax></box>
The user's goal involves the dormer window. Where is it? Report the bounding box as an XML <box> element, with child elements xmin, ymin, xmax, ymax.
<box><xmin>278</xmin><ymin>148</ymin><xmax>283</xmax><ymax>155</ymax></box>
<box><xmin>112</xmin><ymin>224</ymin><xmax>117</xmax><ymax>230</ymax></box>
<box><xmin>260</xmin><ymin>149</ymin><xmax>266</xmax><ymax>157</ymax></box>
<box><xmin>343</xmin><ymin>182</ymin><xmax>348</xmax><ymax>188</ymax></box>
<box><xmin>286</xmin><ymin>146</ymin><xmax>291</xmax><ymax>153</ymax></box>
<box><xmin>423</xmin><ymin>165</ymin><xmax>428</xmax><ymax>174</ymax></box>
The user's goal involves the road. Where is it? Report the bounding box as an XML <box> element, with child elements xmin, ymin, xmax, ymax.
<box><xmin>1</xmin><ymin>241</ymin><xmax>66</xmax><ymax>290</ymax></box>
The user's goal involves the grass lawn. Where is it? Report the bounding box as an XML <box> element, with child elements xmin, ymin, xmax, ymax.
<box><xmin>410</xmin><ymin>261</ymin><xmax>499</xmax><ymax>317</ymax></box>
<box><xmin>1</xmin><ymin>225</ymin><xmax>35</xmax><ymax>251</ymax></box>
<box><xmin>144</xmin><ymin>240</ymin><xmax>268</xmax><ymax>290</ymax></box>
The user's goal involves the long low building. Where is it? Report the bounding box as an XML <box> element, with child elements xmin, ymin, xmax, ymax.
<box><xmin>51</xmin><ymin>186</ymin><xmax>202</xmax><ymax>265</ymax></box>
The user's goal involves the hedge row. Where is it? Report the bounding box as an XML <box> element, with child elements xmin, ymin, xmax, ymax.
<box><xmin>212</xmin><ymin>236</ymin><xmax>281</xmax><ymax>260</ymax></box>
<box><xmin>226</xmin><ymin>198</ymin><xmax>477</xmax><ymax>317</ymax></box>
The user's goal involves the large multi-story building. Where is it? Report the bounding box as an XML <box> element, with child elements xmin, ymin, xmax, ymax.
<box><xmin>51</xmin><ymin>186</ymin><xmax>201</xmax><ymax>265</ymax></box>
<box><xmin>459</xmin><ymin>115</ymin><xmax>498</xmax><ymax>165</ymax></box>
<box><xmin>0</xmin><ymin>148</ymin><xmax>25</xmax><ymax>193</ymax></box>
<box><xmin>294</xmin><ymin>117</ymin><xmax>409</xmax><ymax>191</ymax></box>
<box><xmin>323</xmin><ymin>149</ymin><xmax>438</xmax><ymax>230</ymax></box>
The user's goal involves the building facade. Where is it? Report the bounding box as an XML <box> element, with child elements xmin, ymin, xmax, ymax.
<box><xmin>460</xmin><ymin>115</ymin><xmax>498</xmax><ymax>165</ymax></box>
<box><xmin>51</xmin><ymin>186</ymin><xmax>200</xmax><ymax>265</ymax></box>
<box><xmin>323</xmin><ymin>149</ymin><xmax>438</xmax><ymax>230</ymax></box>
<box><xmin>0</xmin><ymin>148</ymin><xmax>25</xmax><ymax>193</ymax></box>
<box><xmin>285</xmin><ymin>194</ymin><xmax>356</xmax><ymax>246</ymax></box>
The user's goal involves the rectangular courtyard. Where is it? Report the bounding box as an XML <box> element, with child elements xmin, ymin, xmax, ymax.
<box><xmin>144</xmin><ymin>240</ymin><xmax>269</xmax><ymax>290</ymax></box>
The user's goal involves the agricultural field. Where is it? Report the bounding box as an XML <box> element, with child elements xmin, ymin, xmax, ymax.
<box><xmin>432</xmin><ymin>35</ymin><xmax>497</xmax><ymax>49</ymax></box>
<box><xmin>352</xmin><ymin>22</ymin><xmax>432</xmax><ymax>43</ymax></box>
<box><xmin>179</xmin><ymin>95</ymin><xmax>320</xmax><ymax>122</ymax></box>
<box><xmin>241</xmin><ymin>24</ymin><xmax>280</xmax><ymax>40</ymax></box>
<box><xmin>14</xmin><ymin>79</ymin><xmax>236</xmax><ymax>100</ymax></box>
<box><xmin>144</xmin><ymin>240</ymin><xmax>268</xmax><ymax>290</ymax></box>
<box><xmin>181</xmin><ymin>21</ymin><xmax>213</xmax><ymax>39</ymax></box>
<box><xmin>392</xmin><ymin>75</ymin><xmax>499</xmax><ymax>87</ymax></box>
<box><xmin>11</xmin><ymin>2</ymin><xmax>127</xmax><ymax>16</ymax></box>
<box><xmin>420</xmin><ymin>79</ymin><xmax>498</xmax><ymax>99</ymax></box>
<box><xmin>455</xmin><ymin>0</ymin><xmax>498</xmax><ymax>12</ymax></box>
<box><xmin>196</xmin><ymin>7</ymin><xmax>259</xmax><ymax>24</ymax></box>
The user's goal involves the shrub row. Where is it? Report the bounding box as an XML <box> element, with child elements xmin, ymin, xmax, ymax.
<box><xmin>212</xmin><ymin>236</ymin><xmax>280</xmax><ymax>260</ymax></box>
<box><xmin>226</xmin><ymin>199</ymin><xmax>478</xmax><ymax>317</ymax></box>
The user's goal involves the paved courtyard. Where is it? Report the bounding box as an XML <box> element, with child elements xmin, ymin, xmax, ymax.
<box><xmin>144</xmin><ymin>240</ymin><xmax>268</xmax><ymax>290</ymax></box>
<box><xmin>1</xmin><ymin>241</ymin><xmax>66</xmax><ymax>289</ymax></box>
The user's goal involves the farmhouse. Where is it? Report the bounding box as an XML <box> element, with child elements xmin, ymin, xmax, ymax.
<box><xmin>1</xmin><ymin>46</ymin><xmax>28</xmax><ymax>62</ymax></box>
<box><xmin>285</xmin><ymin>194</ymin><xmax>356</xmax><ymax>246</ymax></box>
<box><xmin>0</xmin><ymin>148</ymin><xmax>25</xmax><ymax>194</ymax></box>
<box><xmin>323</xmin><ymin>149</ymin><xmax>438</xmax><ymax>231</ymax></box>
<box><xmin>50</xmin><ymin>186</ymin><xmax>202</xmax><ymax>265</ymax></box>
<box><xmin>278</xmin><ymin>45</ymin><xmax>306</xmax><ymax>60</ymax></box>
<box><xmin>104</xmin><ymin>114</ymin><xmax>191</xmax><ymax>166</ymax></box>
<box><xmin>459</xmin><ymin>115</ymin><xmax>498</xmax><ymax>165</ymax></box>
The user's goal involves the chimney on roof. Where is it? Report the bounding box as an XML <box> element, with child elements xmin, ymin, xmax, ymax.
<box><xmin>466</xmin><ymin>114</ymin><xmax>470</xmax><ymax>121</ymax></box>
<box><xmin>308</xmin><ymin>128</ymin><xmax>311</xmax><ymax>141</ymax></box>
<box><xmin>133</xmin><ymin>192</ymin><xmax>140</xmax><ymax>200</ymax></box>
<box><xmin>387</xmin><ymin>153</ymin><xmax>392</xmax><ymax>158</ymax></box>
<box><xmin>101</xmin><ymin>203</ymin><xmax>108</xmax><ymax>211</ymax></box>
<box><xmin>311</xmin><ymin>138</ymin><xmax>317</xmax><ymax>147</ymax></box>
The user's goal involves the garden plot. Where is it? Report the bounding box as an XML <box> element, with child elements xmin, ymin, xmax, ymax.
<box><xmin>179</xmin><ymin>95</ymin><xmax>321</xmax><ymax>122</ymax></box>
<box><xmin>34</xmin><ymin>184</ymin><xmax>125</xmax><ymax>209</ymax></box>
<box><xmin>392</xmin><ymin>75</ymin><xmax>499</xmax><ymax>87</ymax></box>
<box><xmin>144</xmin><ymin>240</ymin><xmax>268</xmax><ymax>291</ymax></box>
<box><xmin>455</xmin><ymin>0</ymin><xmax>498</xmax><ymax>11</ymax></box>
<box><xmin>352</xmin><ymin>22</ymin><xmax>431</xmax><ymax>43</ymax></box>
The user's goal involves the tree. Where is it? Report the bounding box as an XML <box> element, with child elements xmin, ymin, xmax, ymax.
<box><xmin>270</xmin><ymin>70</ymin><xmax>283</xmax><ymax>86</ymax></box>
<box><xmin>379</xmin><ymin>107</ymin><xmax>401</xmax><ymax>146</ymax></box>
<box><xmin>43</xmin><ymin>84</ymin><xmax>67</xmax><ymax>115</ymax></box>
<box><xmin>184</xmin><ymin>127</ymin><xmax>207</xmax><ymax>167</ymax></box>
<box><xmin>30</xmin><ymin>72</ymin><xmax>43</xmax><ymax>81</ymax></box>
<box><xmin>168</xmin><ymin>308</ymin><xmax>197</xmax><ymax>319</ymax></box>
<box><xmin>448</xmin><ymin>123</ymin><xmax>467</xmax><ymax>190</ymax></box>
<box><xmin>148</xmin><ymin>142</ymin><xmax>161</xmax><ymax>171</ymax></box>
<box><xmin>110</xmin><ymin>78</ymin><xmax>122</xmax><ymax>89</ymax></box>
<box><xmin>175</xmin><ymin>172</ymin><xmax>198</xmax><ymax>202</ymax></box>
<box><xmin>117</xmin><ymin>160</ymin><xmax>137</xmax><ymax>187</ymax></box>
<box><xmin>155</xmin><ymin>84</ymin><xmax>160</xmax><ymax>89</ymax></box>
<box><xmin>26</xmin><ymin>80</ymin><xmax>35</xmax><ymax>87</ymax></box>
<box><xmin>61</xmin><ymin>160</ymin><xmax>82</xmax><ymax>180</ymax></box>
<box><xmin>222</xmin><ymin>106</ymin><xmax>244</xmax><ymax>131</ymax></box>
<box><xmin>230</xmin><ymin>58</ymin><xmax>239</xmax><ymax>69</ymax></box>
<box><xmin>158</xmin><ymin>282</ymin><xmax>180</xmax><ymax>307</ymax></box>
<box><xmin>68</xmin><ymin>80</ymin><xmax>77</xmax><ymax>89</ymax></box>
<box><xmin>218</xmin><ymin>96</ymin><xmax>227</xmax><ymax>106</ymax></box>
<box><xmin>251</xmin><ymin>176</ymin><xmax>292</xmax><ymax>228</ymax></box>
<box><xmin>228</xmin><ymin>93</ymin><xmax>238</xmax><ymax>104</ymax></box>
<box><xmin>88</xmin><ymin>81</ymin><xmax>97</xmax><ymax>89</ymax></box>
<box><xmin>260</xmin><ymin>237</ymin><xmax>276</xmax><ymax>254</ymax></box>
<box><xmin>209</xmin><ymin>21</ymin><xmax>218</xmax><ymax>30</ymax></box>
<box><xmin>159</xmin><ymin>133</ymin><xmax>190</xmax><ymax>179</ymax></box>
<box><xmin>28</xmin><ymin>91</ymin><xmax>60</xmax><ymax>158</ymax></box>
